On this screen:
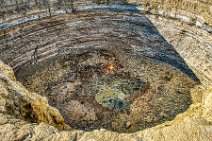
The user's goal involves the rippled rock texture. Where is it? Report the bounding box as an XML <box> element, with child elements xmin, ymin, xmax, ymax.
<box><xmin>0</xmin><ymin>0</ymin><xmax>212</xmax><ymax>141</ymax></box>
<box><xmin>0</xmin><ymin>0</ymin><xmax>212</xmax><ymax>33</ymax></box>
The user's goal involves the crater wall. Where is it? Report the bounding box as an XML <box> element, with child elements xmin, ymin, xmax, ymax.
<box><xmin>0</xmin><ymin>0</ymin><xmax>212</xmax><ymax>32</ymax></box>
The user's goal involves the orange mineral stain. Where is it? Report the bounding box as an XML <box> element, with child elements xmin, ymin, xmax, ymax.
<box><xmin>107</xmin><ymin>64</ymin><xmax>115</xmax><ymax>71</ymax></box>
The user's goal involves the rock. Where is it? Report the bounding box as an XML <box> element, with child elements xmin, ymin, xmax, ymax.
<box><xmin>0</xmin><ymin>61</ymin><xmax>66</xmax><ymax>130</ymax></box>
<box><xmin>143</xmin><ymin>117</ymin><xmax>212</xmax><ymax>141</ymax></box>
<box><xmin>0</xmin><ymin>1</ymin><xmax>212</xmax><ymax>140</ymax></box>
<box><xmin>202</xmin><ymin>87</ymin><xmax>212</xmax><ymax>122</ymax></box>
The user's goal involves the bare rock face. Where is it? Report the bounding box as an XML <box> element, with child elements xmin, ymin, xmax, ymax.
<box><xmin>202</xmin><ymin>87</ymin><xmax>212</xmax><ymax>123</ymax></box>
<box><xmin>143</xmin><ymin>117</ymin><xmax>212</xmax><ymax>141</ymax></box>
<box><xmin>0</xmin><ymin>0</ymin><xmax>212</xmax><ymax>141</ymax></box>
<box><xmin>0</xmin><ymin>60</ymin><xmax>66</xmax><ymax>130</ymax></box>
<box><xmin>1</xmin><ymin>0</ymin><xmax>211</xmax><ymax>33</ymax></box>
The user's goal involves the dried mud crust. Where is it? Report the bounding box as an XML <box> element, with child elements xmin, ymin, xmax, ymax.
<box><xmin>15</xmin><ymin>49</ymin><xmax>196</xmax><ymax>133</ymax></box>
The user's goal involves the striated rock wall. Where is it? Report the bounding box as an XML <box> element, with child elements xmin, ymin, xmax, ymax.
<box><xmin>0</xmin><ymin>0</ymin><xmax>212</xmax><ymax>32</ymax></box>
<box><xmin>147</xmin><ymin>14</ymin><xmax>212</xmax><ymax>87</ymax></box>
<box><xmin>1</xmin><ymin>9</ymin><xmax>211</xmax><ymax>86</ymax></box>
<box><xmin>129</xmin><ymin>0</ymin><xmax>212</xmax><ymax>32</ymax></box>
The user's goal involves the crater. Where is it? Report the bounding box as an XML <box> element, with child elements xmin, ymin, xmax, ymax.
<box><xmin>0</xmin><ymin>2</ymin><xmax>205</xmax><ymax>134</ymax></box>
<box><xmin>0</xmin><ymin>0</ymin><xmax>212</xmax><ymax>140</ymax></box>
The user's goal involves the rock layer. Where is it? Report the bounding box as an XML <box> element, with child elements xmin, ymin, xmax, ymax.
<box><xmin>0</xmin><ymin>0</ymin><xmax>212</xmax><ymax>141</ymax></box>
<box><xmin>0</xmin><ymin>0</ymin><xmax>212</xmax><ymax>32</ymax></box>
